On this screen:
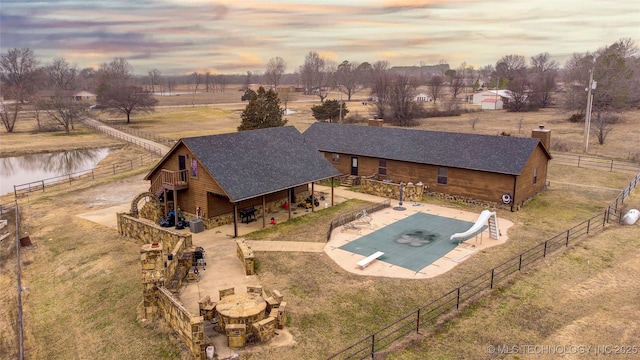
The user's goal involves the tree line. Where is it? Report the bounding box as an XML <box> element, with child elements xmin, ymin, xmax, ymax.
<box><xmin>2</xmin><ymin>38</ymin><xmax>639</xmax><ymax>139</ymax></box>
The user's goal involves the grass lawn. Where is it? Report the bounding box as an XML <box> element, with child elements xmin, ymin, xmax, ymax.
<box><xmin>1</xmin><ymin>91</ymin><xmax>639</xmax><ymax>359</ymax></box>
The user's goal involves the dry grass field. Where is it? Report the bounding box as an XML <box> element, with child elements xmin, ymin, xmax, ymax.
<box><xmin>1</xmin><ymin>89</ymin><xmax>639</xmax><ymax>359</ymax></box>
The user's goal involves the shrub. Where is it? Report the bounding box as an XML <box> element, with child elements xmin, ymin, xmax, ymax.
<box><xmin>343</xmin><ymin>112</ymin><xmax>367</xmax><ymax>124</ymax></box>
<box><xmin>568</xmin><ymin>113</ymin><xmax>584</xmax><ymax>123</ymax></box>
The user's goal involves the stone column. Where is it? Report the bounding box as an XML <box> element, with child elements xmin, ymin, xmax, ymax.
<box><xmin>141</xmin><ymin>242</ymin><xmax>165</xmax><ymax>319</ymax></box>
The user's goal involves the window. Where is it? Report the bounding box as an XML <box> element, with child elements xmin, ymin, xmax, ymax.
<box><xmin>532</xmin><ymin>167</ymin><xmax>538</xmax><ymax>186</ymax></box>
<box><xmin>378</xmin><ymin>160</ymin><xmax>387</xmax><ymax>176</ymax></box>
<box><xmin>332</xmin><ymin>153</ymin><xmax>340</xmax><ymax>162</ymax></box>
<box><xmin>190</xmin><ymin>158</ymin><xmax>198</xmax><ymax>178</ymax></box>
<box><xmin>437</xmin><ymin>167</ymin><xmax>448</xmax><ymax>185</ymax></box>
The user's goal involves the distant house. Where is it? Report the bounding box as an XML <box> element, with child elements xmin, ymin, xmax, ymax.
<box><xmin>481</xmin><ymin>98</ymin><xmax>503</xmax><ymax>110</ymax></box>
<box><xmin>414</xmin><ymin>92</ymin><xmax>431</xmax><ymax>102</ymax></box>
<box><xmin>144</xmin><ymin>126</ymin><xmax>340</xmax><ymax>236</ymax></box>
<box><xmin>34</xmin><ymin>90</ymin><xmax>97</xmax><ymax>102</ymax></box>
<box><xmin>472</xmin><ymin>90</ymin><xmax>513</xmax><ymax>108</ymax></box>
<box><xmin>303</xmin><ymin>122</ymin><xmax>552</xmax><ymax>210</ymax></box>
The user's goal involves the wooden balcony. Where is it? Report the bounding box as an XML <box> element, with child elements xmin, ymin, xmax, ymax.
<box><xmin>150</xmin><ymin>169</ymin><xmax>189</xmax><ymax>195</ymax></box>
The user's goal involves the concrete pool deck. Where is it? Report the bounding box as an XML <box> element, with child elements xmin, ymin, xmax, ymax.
<box><xmin>324</xmin><ymin>193</ymin><xmax>513</xmax><ymax>279</ymax></box>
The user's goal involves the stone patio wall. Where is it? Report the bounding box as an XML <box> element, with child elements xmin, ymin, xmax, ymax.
<box><xmin>117</xmin><ymin>213</ymin><xmax>192</xmax><ymax>251</ymax></box>
<box><xmin>156</xmin><ymin>286</ymin><xmax>207</xmax><ymax>359</ymax></box>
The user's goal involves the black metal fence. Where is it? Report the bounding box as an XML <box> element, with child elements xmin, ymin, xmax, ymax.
<box><xmin>327</xmin><ymin>212</ymin><xmax>607</xmax><ymax>359</ymax></box>
<box><xmin>552</xmin><ymin>153</ymin><xmax>640</xmax><ymax>172</ymax></box>
<box><xmin>12</xmin><ymin>153</ymin><xmax>158</xmax><ymax>197</ymax></box>
<box><xmin>328</xmin><ymin>171</ymin><xmax>640</xmax><ymax>360</ymax></box>
<box><xmin>326</xmin><ymin>199</ymin><xmax>391</xmax><ymax>241</ymax></box>
<box><xmin>607</xmin><ymin>172</ymin><xmax>640</xmax><ymax>223</ymax></box>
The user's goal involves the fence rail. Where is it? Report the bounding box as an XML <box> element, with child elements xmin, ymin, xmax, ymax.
<box><xmin>13</xmin><ymin>153</ymin><xmax>158</xmax><ymax>197</ymax></box>
<box><xmin>328</xmin><ymin>212</ymin><xmax>607</xmax><ymax>359</ymax></box>
<box><xmin>0</xmin><ymin>201</ymin><xmax>15</xmax><ymax>215</ymax></box>
<box><xmin>552</xmin><ymin>153</ymin><xmax>640</xmax><ymax>172</ymax></box>
<box><xmin>607</xmin><ymin>171</ymin><xmax>640</xmax><ymax>223</ymax></box>
<box><xmin>326</xmin><ymin>200</ymin><xmax>391</xmax><ymax>241</ymax></box>
<box><xmin>82</xmin><ymin>119</ymin><xmax>163</xmax><ymax>156</ymax></box>
<box><xmin>328</xmin><ymin>170</ymin><xmax>640</xmax><ymax>359</ymax></box>
<box><xmin>96</xmin><ymin>119</ymin><xmax>175</xmax><ymax>146</ymax></box>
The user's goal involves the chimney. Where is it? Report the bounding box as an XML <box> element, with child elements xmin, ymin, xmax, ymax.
<box><xmin>368</xmin><ymin>118</ymin><xmax>383</xmax><ymax>127</ymax></box>
<box><xmin>531</xmin><ymin>124</ymin><xmax>551</xmax><ymax>150</ymax></box>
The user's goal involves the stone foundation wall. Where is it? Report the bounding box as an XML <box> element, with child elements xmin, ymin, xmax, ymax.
<box><xmin>117</xmin><ymin>213</ymin><xmax>192</xmax><ymax>250</ymax></box>
<box><xmin>195</xmin><ymin>193</ymin><xmax>310</xmax><ymax>230</ymax></box>
<box><xmin>423</xmin><ymin>191</ymin><xmax>508</xmax><ymax>210</ymax></box>
<box><xmin>156</xmin><ymin>287</ymin><xmax>206</xmax><ymax>360</ymax></box>
<box><xmin>360</xmin><ymin>179</ymin><xmax>424</xmax><ymax>202</ymax></box>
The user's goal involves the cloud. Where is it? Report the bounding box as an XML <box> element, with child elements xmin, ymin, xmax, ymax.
<box><xmin>1</xmin><ymin>0</ymin><xmax>638</xmax><ymax>74</ymax></box>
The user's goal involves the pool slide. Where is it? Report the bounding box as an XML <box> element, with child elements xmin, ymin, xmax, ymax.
<box><xmin>450</xmin><ymin>210</ymin><xmax>498</xmax><ymax>243</ymax></box>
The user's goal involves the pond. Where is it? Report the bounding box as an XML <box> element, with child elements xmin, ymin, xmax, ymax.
<box><xmin>0</xmin><ymin>148</ymin><xmax>111</xmax><ymax>195</ymax></box>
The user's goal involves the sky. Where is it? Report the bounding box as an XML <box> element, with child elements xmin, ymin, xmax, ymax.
<box><xmin>1</xmin><ymin>0</ymin><xmax>639</xmax><ymax>75</ymax></box>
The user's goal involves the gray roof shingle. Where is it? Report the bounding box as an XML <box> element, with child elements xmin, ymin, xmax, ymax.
<box><xmin>303</xmin><ymin>122</ymin><xmax>549</xmax><ymax>175</ymax></box>
<box><xmin>182</xmin><ymin>126</ymin><xmax>340</xmax><ymax>202</ymax></box>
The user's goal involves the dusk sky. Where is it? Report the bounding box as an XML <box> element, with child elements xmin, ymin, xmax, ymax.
<box><xmin>1</xmin><ymin>0</ymin><xmax>639</xmax><ymax>75</ymax></box>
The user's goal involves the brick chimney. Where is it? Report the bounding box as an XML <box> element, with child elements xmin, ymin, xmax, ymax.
<box><xmin>531</xmin><ymin>124</ymin><xmax>551</xmax><ymax>150</ymax></box>
<box><xmin>368</xmin><ymin>118</ymin><xmax>383</xmax><ymax>127</ymax></box>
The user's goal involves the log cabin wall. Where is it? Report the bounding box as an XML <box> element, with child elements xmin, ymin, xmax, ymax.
<box><xmin>322</xmin><ymin>152</ymin><xmax>524</xmax><ymax>204</ymax></box>
<box><xmin>513</xmin><ymin>144</ymin><xmax>549</xmax><ymax>206</ymax></box>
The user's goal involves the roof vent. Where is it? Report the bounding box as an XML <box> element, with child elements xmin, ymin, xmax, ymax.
<box><xmin>539</xmin><ymin>124</ymin><xmax>545</xmax><ymax>130</ymax></box>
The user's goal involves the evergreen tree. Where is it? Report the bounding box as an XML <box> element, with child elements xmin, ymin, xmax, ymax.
<box><xmin>311</xmin><ymin>99</ymin><xmax>348</xmax><ymax>122</ymax></box>
<box><xmin>238</xmin><ymin>86</ymin><xmax>287</xmax><ymax>131</ymax></box>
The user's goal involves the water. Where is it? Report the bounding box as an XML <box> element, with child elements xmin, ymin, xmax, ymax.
<box><xmin>0</xmin><ymin>148</ymin><xmax>111</xmax><ymax>195</ymax></box>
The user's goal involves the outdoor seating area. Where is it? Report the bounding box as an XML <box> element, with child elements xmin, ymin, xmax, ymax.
<box><xmin>239</xmin><ymin>207</ymin><xmax>257</xmax><ymax>224</ymax></box>
<box><xmin>210</xmin><ymin>286</ymin><xmax>286</xmax><ymax>348</ymax></box>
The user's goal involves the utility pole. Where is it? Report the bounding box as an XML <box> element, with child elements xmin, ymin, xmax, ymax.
<box><xmin>339</xmin><ymin>93</ymin><xmax>343</xmax><ymax>123</ymax></box>
<box><xmin>583</xmin><ymin>70</ymin><xmax>596</xmax><ymax>153</ymax></box>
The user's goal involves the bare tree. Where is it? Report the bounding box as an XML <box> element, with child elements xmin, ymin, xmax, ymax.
<box><xmin>45</xmin><ymin>57</ymin><xmax>77</xmax><ymax>90</ymax></box>
<box><xmin>592</xmin><ymin>112</ymin><xmax>616</xmax><ymax>145</ymax></box>
<box><xmin>191</xmin><ymin>72</ymin><xmax>202</xmax><ymax>94</ymax></box>
<box><xmin>244</xmin><ymin>71</ymin><xmax>252</xmax><ymax>89</ymax></box>
<box><xmin>205</xmin><ymin>72</ymin><xmax>212</xmax><ymax>93</ymax></box>
<box><xmin>495</xmin><ymin>54</ymin><xmax>527</xmax><ymax>82</ymax></box>
<box><xmin>387</xmin><ymin>74</ymin><xmax>419</xmax><ymax>126</ymax></box>
<box><xmin>299</xmin><ymin>51</ymin><xmax>327</xmax><ymax>100</ymax></box>
<box><xmin>215</xmin><ymin>74</ymin><xmax>227</xmax><ymax>93</ymax></box>
<box><xmin>265</xmin><ymin>57</ymin><xmax>287</xmax><ymax>90</ymax></box>
<box><xmin>0</xmin><ymin>99</ymin><xmax>21</xmax><ymax>133</ymax></box>
<box><xmin>45</xmin><ymin>95</ymin><xmax>86</xmax><ymax>134</ymax></box>
<box><xmin>369</xmin><ymin>61</ymin><xmax>390</xmax><ymax>118</ymax></box>
<box><xmin>528</xmin><ymin>53</ymin><xmax>558</xmax><ymax>108</ymax></box>
<box><xmin>97</xmin><ymin>58</ymin><xmax>158</xmax><ymax>123</ymax></box>
<box><xmin>42</xmin><ymin>57</ymin><xmax>86</xmax><ymax>133</ymax></box>
<box><xmin>506</xmin><ymin>75</ymin><xmax>530</xmax><ymax>112</ymax></box>
<box><xmin>450</xmin><ymin>76</ymin><xmax>465</xmax><ymax>99</ymax></box>
<box><xmin>165</xmin><ymin>77</ymin><xmax>176</xmax><ymax>94</ymax></box>
<box><xmin>0</xmin><ymin>48</ymin><xmax>39</xmax><ymax>132</ymax></box>
<box><xmin>335</xmin><ymin>60</ymin><xmax>362</xmax><ymax>101</ymax></box>
<box><xmin>426</xmin><ymin>75</ymin><xmax>444</xmax><ymax>103</ymax></box>
<box><xmin>148</xmin><ymin>68</ymin><xmax>161</xmax><ymax>93</ymax></box>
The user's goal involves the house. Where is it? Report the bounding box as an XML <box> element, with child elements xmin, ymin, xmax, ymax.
<box><xmin>34</xmin><ymin>90</ymin><xmax>97</xmax><ymax>102</ymax></box>
<box><xmin>481</xmin><ymin>98</ymin><xmax>503</xmax><ymax>110</ymax></box>
<box><xmin>303</xmin><ymin>122</ymin><xmax>552</xmax><ymax>210</ymax></box>
<box><xmin>414</xmin><ymin>92</ymin><xmax>431</xmax><ymax>102</ymax></box>
<box><xmin>144</xmin><ymin>126</ymin><xmax>340</xmax><ymax>236</ymax></box>
<box><xmin>472</xmin><ymin>90</ymin><xmax>513</xmax><ymax>107</ymax></box>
